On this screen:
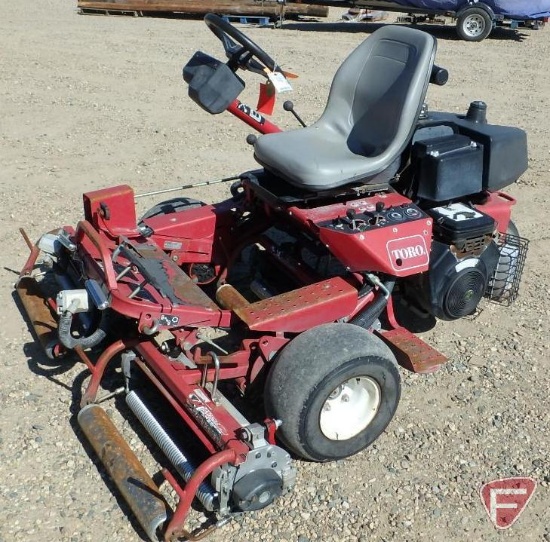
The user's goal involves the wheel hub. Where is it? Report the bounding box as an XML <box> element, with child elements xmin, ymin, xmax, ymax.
<box><xmin>320</xmin><ymin>376</ymin><xmax>381</xmax><ymax>440</ymax></box>
<box><xmin>464</xmin><ymin>15</ymin><xmax>486</xmax><ymax>37</ymax></box>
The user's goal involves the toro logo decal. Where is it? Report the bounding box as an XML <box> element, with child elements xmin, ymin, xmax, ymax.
<box><xmin>480</xmin><ymin>477</ymin><xmax>537</xmax><ymax>530</ymax></box>
<box><xmin>386</xmin><ymin>235</ymin><xmax>429</xmax><ymax>271</ymax></box>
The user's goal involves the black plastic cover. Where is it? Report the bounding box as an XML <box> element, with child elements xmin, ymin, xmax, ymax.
<box><xmin>183</xmin><ymin>51</ymin><xmax>245</xmax><ymax>115</ymax></box>
<box><xmin>413</xmin><ymin>133</ymin><xmax>484</xmax><ymax>202</ymax></box>
<box><xmin>417</xmin><ymin>111</ymin><xmax>528</xmax><ymax>191</ymax></box>
<box><xmin>420</xmin><ymin>241</ymin><xmax>489</xmax><ymax>320</ymax></box>
<box><xmin>231</xmin><ymin>469</ymin><xmax>283</xmax><ymax>512</ymax></box>
<box><xmin>427</xmin><ymin>203</ymin><xmax>495</xmax><ymax>245</ymax></box>
<box><xmin>455</xmin><ymin>121</ymin><xmax>528</xmax><ymax>191</ymax></box>
<box><xmin>412</xmin><ymin>239</ymin><xmax>500</xmax><ymax>321</ymax></box>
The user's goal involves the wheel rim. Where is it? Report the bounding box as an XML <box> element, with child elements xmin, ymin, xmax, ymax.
<box><xmin>463</xmin><ymin>14</ymin><xmax>486</xmax><ymax>37</ymax></box>
<box><xmin>319</xmin><ymin>376</ymin><xmax>381</xmax><ymax>440</ymax></box>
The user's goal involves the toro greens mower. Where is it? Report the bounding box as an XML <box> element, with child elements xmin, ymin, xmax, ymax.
<box><xmin>16</xmin><ymin>14</ymin><xmax>529</xmax><ymax>541</ymax></box>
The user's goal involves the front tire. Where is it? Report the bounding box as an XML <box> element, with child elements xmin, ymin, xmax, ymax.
<box><xmin>264</xmin><ymin>323</ymin><xmax>401</xmax><ymax>462</ymax></box>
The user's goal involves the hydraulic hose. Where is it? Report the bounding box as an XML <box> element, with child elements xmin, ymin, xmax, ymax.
<box><xmin>58</xmin><ymin>306</ymin><xmax>108</xmax><ymax>350</ymax></box>
<box><xmin>350</xmin><ymin>278</ymin><xmax>396</xmax><ymax>330</ymax></box>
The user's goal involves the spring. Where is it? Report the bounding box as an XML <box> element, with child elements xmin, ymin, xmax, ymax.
<box><xmin>125</xmin><ymin>391</ymin><xmax>218</xmax><ymax>511</ymax></box>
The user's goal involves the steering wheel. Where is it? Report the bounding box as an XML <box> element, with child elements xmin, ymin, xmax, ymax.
<box><xmin>204</xmin><ymin>13</ymin><xmax>278</xmax><ymax>75</ymax></box>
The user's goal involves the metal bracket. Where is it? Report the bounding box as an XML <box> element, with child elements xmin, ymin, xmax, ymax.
<box><xmin>121</xmin><ymin>350</ymin><xmax>137</xmax><ymax>392</ymax></box>
<box><xmin>200</xmin><ymin>352</ymin><xmax>221</xmax><ymax>403</ymax></box>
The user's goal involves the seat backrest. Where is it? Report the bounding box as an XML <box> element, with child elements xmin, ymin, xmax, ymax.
<box><xmin>317</xmin><ymin>25</ymin><xmax>436</xmax><ymax>159</ymax></box>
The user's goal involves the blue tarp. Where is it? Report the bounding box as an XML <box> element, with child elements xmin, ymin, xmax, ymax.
<box><xmin>389</xmin><ymin>1</ymin><xmax>550</xmax><ymax>19</ymax></box>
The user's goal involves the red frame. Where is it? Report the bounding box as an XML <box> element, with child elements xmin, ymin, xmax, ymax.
<box><xmin>18</xmin><ymin>88</ymin><xmax>519</xmax><ymax>539</ymax></box>
<box><xmin>227</xmin><ymin>99</ymin><xmax>282</xmax><ymax>135</ymax></box>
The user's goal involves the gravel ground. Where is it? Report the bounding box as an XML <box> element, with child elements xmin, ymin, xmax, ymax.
<box><xmin>1</xmin><ymin>2</ymin><xmax>549</xmax><ymax>541</ymax></box>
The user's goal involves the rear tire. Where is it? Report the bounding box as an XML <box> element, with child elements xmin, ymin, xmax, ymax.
<box><xmin>457</xmin><ymin>7</ymin><xmax>493</xmax><ymax>42</ymax></box>
<box><xmin>264</xmin><ymin>323</ymin><xmax>401</xmax><ymax>462</ymax></box>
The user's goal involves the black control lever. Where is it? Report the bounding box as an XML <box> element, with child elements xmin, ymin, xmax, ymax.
<box><xmin>246</xmin><ymin>134</ymin><xmax>258</xmax><ymax>146</ymax></box>
<box><xmin>283</xmin><ymin>100</ymin><xmax>307</xmax><ymax>127</ymax></box>
<box><xmin>430</xmin><ymin>64</ymin><xmax>448</xmax><ymax>86</ymax></box>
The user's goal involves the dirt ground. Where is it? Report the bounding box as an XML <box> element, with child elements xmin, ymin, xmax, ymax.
<box><xmin>1</xmin><ymin>2</ymin><xmax>549</xmax><ymax>541</ymax></box>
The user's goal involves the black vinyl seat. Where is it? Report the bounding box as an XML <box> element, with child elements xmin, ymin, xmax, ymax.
<box><xmin>253</xmin><ymin>26</ymin><xmax>437</xmax><ymax>191</ymax></box>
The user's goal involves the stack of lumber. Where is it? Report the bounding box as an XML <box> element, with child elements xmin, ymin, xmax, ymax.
<box><xmin>77</xmin><ymin>0</ymin><xmax>329</xmax><ymax>17</ymax></box>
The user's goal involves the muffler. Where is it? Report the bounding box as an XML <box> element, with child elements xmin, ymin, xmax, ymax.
<box><xmin>78</xmin><ymin>404</ymin><xmax>170</xmax><ymax>542</ymax></box>
<box><xmin>16</xmin><ymin>276</ymin><xmax>59</xmax><ymax>358</ymax></box>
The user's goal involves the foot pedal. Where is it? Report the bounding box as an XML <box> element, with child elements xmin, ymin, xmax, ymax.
<box><xmin>378</xmin><ymin>327</ymin><xmax>447</xmax><ymax>373</ymax></box>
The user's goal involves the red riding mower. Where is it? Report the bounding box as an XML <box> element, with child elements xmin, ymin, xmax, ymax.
<box><xmin>16</xmin><ymin>14</ymin><xmax>529</xmax><ymax>541</ymax></box>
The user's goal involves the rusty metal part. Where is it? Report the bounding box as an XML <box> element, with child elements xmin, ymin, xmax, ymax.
<box><xmin>450</xmin><ymin>233</ymin><xmax>493</xmax><ymax>258</ymax></box>
<box><xmin>177</xmin><ymin>515</ymin><xmax>233</xmax><ymax>541</ymax></box>
<box><xmin>182</xmin><ymin>524</ymin><xmax>219</xmax><ymax>541</ymax></box>
<box><xmin>19</xmin><ymin>227</ymin><xmax>34</xmax><ymax>251</ymax></box>
<box><xmin>18</xmin><ymin>228</ymin><xmax>41</xmax><ymax>276</ymax></box>
<box><xmin>78</xmin><ymin>404</ymin><xmax>170</xmax><ymax>542</ymax></box>
<box><xmin>215</xmin><ymin>283</ymin><xmax>249</xmax><ymax>310</ymax></box>
<box><xmin>121</xmin><ymin>242</ymin><xmax>220</xmax><ymax>310</ymax></box>
<box><xmin>16</xmin><ymin>276</ymin><xmax>59</xmax><ymax>357</ymax></box>
<box><xmin>378</xmin><ymin>327</ymin><xmax>448</xmax><ymax>373</ymax></box>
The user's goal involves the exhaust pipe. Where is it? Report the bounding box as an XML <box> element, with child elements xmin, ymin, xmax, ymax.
<box><xmin>126</xmin><ymin>391</ymin><xmax>218</xmax><ymax>511</ymax></box>
<box><xmin>16</xmin><ymin>276</ymin><xmax>59</xmax><ymax>358</ymax></box>
<box><xmin>78</xmin><ymin>404</ymin><xmax>169</xmax><ymax>542</ymax></box>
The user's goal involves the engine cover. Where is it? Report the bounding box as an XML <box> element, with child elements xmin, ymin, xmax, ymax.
<box><xmin>404</xmin><ymin>203</ymin><xmax>501</xmax><ymax>320</ymax></box>
<box><xmin>412</xmin><ymin>240</ymin><xmax>500</xmax><ymax>321</ymax></box>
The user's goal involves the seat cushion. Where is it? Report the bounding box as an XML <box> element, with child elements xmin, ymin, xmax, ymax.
<box><xmin>254</xmin><ymin>123</ymin><xmax>399</xmax><ymax>190</ymax></box>
<box><xmin>253</xmin><ymin>25</ymin><xmax>436</xmax><ymax>192</ymax></box>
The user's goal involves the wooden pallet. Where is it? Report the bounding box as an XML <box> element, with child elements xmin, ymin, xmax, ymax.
<box><xmin>222</xmin><ymin>14</ymin><xmax>270</xmax><ymax>25</ymax></box>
